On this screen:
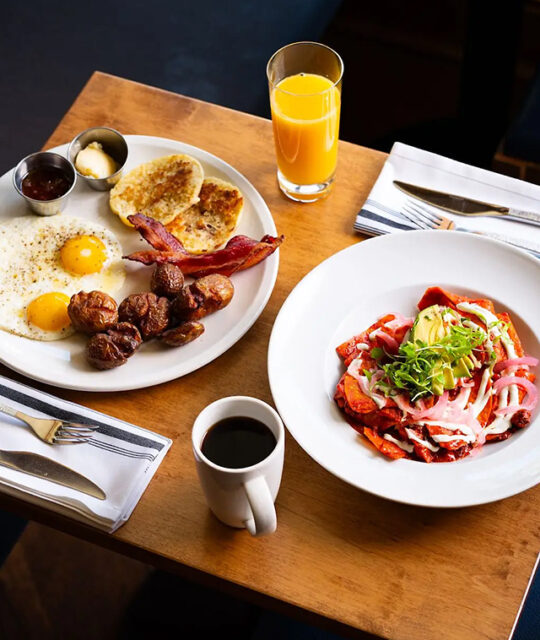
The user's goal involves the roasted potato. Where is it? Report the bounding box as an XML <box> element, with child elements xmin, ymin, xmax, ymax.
<box><xmin>118</xmin><ymin>293</ymin><xmax>170</xmax><ymax>340</ymax></box>
<box><xmin>160</xmin><ymin>321</ymin><xmax>204</xmax><ymax>347</ymax></box>
<box><xmin>150</xmin><ymin>263</ymin><xmax>185</xmax><ymax>298</ymax></box>
<box><xmin>171</xmin><ymin>274</ymin><xmax>234</xmax><ymax>322</ymax></box>
<box><xmin>86</xmin><ymin>322</ymin><xmax>142</xmax><ymax>370</ymax></box>
<box><xmin>68</xmin><ymin>290</ymin><xmax>118</xmax><ymax>334</ymax></box>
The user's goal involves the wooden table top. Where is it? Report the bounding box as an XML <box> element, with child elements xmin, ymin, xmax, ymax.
<box><xmin>1</xmin><ymin>71</ymin><xmax>538</xmax><ymax>640</ymax></box>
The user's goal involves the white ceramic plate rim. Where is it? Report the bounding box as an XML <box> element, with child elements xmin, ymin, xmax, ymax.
<box><xmin>0</xmin><ymin>135</ymin><xmax>278</xmax><ymax>392</ymax></box>
<box><xmin>268</xmin><ymin>230</ymin><xmax>540</xmax><ymax>508</ymax></box>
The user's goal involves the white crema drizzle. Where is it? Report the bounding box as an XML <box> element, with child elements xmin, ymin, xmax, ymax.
<box><xmin>346</xmin><ymin>357</ymin><xmax>387</xmax><ymax>409</ymax></box>
<box><xmin>383</xmin><ymin>433</ymin><xmax>414</xmax><ymax>453</ymax></box>
<box><xmin>405</xmin><ymin>427</ymin><xmax>440</xmax><ymax>452</ymax></box>
<box><xmin>457</xmin><ymin>302</ymin><xmax>519</xmax><ymax>434</ymax></box>
<box><xmin>360</xmin><ymin>377</ymin><xmax>387</xmax><ymax>409</ymax></box>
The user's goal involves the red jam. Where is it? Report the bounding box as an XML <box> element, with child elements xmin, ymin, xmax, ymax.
<box><xmin>21</xmin><ymin>167</ymin><xmax>72</xmax><ymax>201</ymax></box>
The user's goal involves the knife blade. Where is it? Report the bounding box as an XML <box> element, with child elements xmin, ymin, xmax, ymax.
<box><xmin>0</xmin><ymin>449</ymin><xmax>106</xmax><ymax>500</ymax></box>
<box><xmin>394</xmin><ymin>180</ymin><xmax>540</xmax><ymax>227</ymax></box>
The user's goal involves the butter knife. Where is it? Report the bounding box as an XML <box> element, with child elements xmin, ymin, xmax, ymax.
<box><xmin>466</xmin><ymin>229</ymin><xmax>540</xmax><ymax>259</ymax></box>
<box><xmin>394</xmin><ymin>180</ymin><xmax>540</xmax><ymax>227</ymax></box>
<box><xmin>0</xmin><ymin>449</ymin><xmax>106</xmax><ymax>500</ymax></box>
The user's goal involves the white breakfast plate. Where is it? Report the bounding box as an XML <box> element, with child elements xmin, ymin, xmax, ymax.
<box><xmin>0</xmin><ymin>135</ymin><xmax>279</xmax><ymax>391</ymax></box>
<box><xmin>268</xmin><ymin>230</ymin><xmax>540</xmax><ymax>507</ymax></box>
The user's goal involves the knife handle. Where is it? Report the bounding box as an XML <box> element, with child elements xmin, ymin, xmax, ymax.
<box><xmin>472</xmin><ymin>230</ymin><xmax>540</xmax><ymax>259</ymax></box>
<box><xmin>506</xmin><ymin>208</ymin><xmax>540</xmax><ymax>227</ymax></box>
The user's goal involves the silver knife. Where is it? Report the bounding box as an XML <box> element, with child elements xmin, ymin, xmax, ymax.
<box><xmin>394</xmin><ymin>180</ymin><xmax>540</xmax><ymax>227</ymax></box>
<box><xmin>0</xmin><ymin>449</ymin><xmax>106</xmax><ymax>500</ymax></box>
<box><xmin>468</xmin><ymin>229</ymin><xmax>540</xmax><ymax>259</ymax></box>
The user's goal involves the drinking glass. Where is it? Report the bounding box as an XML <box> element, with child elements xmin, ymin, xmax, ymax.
<box><xmin>267</xmin><ymin>41</ymin><xmax>344</xmax><ymax>202</ymax></box>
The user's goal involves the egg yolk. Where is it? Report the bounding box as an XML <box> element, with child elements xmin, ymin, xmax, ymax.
<box><xmin>60</xmin><ymin>235</ymin><xmax>107</xmax><ymax>275</ymax></box>
<box><xmin>27</xmin><ymin>292</ymin><xmax>71</xmax><ymax>332</ymax></box>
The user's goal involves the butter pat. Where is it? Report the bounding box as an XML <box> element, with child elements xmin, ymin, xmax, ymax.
<box><xmin>75</xmin><ymin>142</ymin><xmax>118</xmax><ymax>179</ymax></box>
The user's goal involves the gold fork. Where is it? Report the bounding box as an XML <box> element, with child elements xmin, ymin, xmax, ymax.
<box><xmin>0</xmin><ymin>403</ymin><xmax>98</xmax><ymax>445</ymax></box>
<box><xmin>402</xmin><ymin>200</ymin><xmax>540</xmax><ymax>259</ymax></box>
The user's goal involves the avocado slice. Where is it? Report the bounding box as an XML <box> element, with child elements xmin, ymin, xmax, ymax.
<box><xmin>412</xmin><ymin>305</ymin><xmax>446</xmax><ymax>346</ymax></box>
<box><xmin>431</xmin><ymin>360</ymin><xmax>456</xmax><ymax>393</ymax></box>
<box><xmin>413</xmin><ymin>306</ymin><xmax>459</xmax><ymax>394</ymax></box>
<box><xmin>442</xmin><ymin>365</ymin><xmax>456</xmax><ymax>389</ymax></box>
<box><xmin>453</xmin><ymin>356</ymin><xmax>472</xmax><ymax>379</ymax></box>
<box><xmin>432</xmin><ymin>377</ymin><xmax>445</xmax><ymax>396</ymax></box>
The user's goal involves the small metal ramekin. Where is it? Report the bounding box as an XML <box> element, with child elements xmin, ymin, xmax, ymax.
<box><xmin>67</xmin><ymin>127</ymin><xmax>128</xmax><ymax>191</ymax></box>
<box><xmin>13</xmin><ymin>151</ymin><xmax>76</xmax><ymax>216</ymax></box>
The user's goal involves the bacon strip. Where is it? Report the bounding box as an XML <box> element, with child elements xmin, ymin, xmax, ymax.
<box><xmin>125</xmin><ymin>214</ymin><xmax>284</xmax><ymax>277</ymax></box>
<box><xmin>128</xmin><ymin>214</ymin><xmax>187</xmax><ymax>253</ymax></box>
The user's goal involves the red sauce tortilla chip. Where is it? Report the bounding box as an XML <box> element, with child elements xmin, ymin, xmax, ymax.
<box><xmin>363</xmin><ymin>427</ymin><xmax>407</xmax><ymax>459</ymax></box>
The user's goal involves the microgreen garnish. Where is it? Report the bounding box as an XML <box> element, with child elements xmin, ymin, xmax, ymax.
<box><xmin>370</xmin><ymin>347</ymin><xmax>384</xmax><ymax>360</ymax></box>
<box><xmin>379</xmin><ymin>323</ymin><xmax>485</xmax><ymax>401</ymax></box>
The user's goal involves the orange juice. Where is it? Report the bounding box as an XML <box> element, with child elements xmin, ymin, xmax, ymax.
<box><xmin>270</xmin><ymin>73</ymin><xmax>340</xmax><ymax>186</ymax></box>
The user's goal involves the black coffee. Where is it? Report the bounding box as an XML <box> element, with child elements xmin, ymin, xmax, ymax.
<box><xmin>201</xmin><ymin>416</ymin><xmax>277</xmax><ymax>469</ymax></box>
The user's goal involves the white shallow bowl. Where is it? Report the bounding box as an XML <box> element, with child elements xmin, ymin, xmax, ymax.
<box><xmin>0</xmin><ymin>135</ymin><xmax>279</xmax><ymax>392</ymax></box>
<box><xmin>268</xmin><ymin>230</ymin><xmax>540</xmax><ymax>508</ymax></box>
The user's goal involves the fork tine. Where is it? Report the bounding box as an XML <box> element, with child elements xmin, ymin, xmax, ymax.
<box><xmin>405</xmin><ymin>202</ymin><xmax>439</xmax><ymax>228</ymax></box>
<box><xmin>60</xmin><ymin>424</ymin><xmax>97</xmax><ymax>434</ymax></box>
<box><xmin>53</xmin><ymin>436</ymin><xmax>90</xmax><ymax>445</ymax></box>
<box><xmin>57</xmin><ymin>426</ymin><xmax>95</xmax><ymax>438</ymax></box>
<box><xmin>407</xmin><ymin>201</ymin><xmax>444</xmax><ymax>225</ymax></box>
<box><xmin>401</xmin><ymin>205</ymin><xmax>431</xmax><ymax>230</ymax></box>
<box><xmin>56</xmin><ymin>428</ymin><xmax>93</xmax><ymax>437</ymax></box>
<box><xmin>57</xmin><ymin>430</ymin><xmax>95</xmax><ymax>441</ymax></box>
<box><xmin>64</xmin><ymin>422</ymin><xmax>100</xmax><ymax>431</ymax></box>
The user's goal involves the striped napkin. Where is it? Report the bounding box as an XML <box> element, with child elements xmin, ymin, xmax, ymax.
<box><xmin>355</xmin><ymin>142</ymin><xmax>540</xmax><ymax>258</ymax></box>
<box><xmin>0</xmin><ymin>375</ymin><xmax>171</xmax><ymax>532</ymax></box>
<box><xmin>509</xmin><ymin>552</ymin><xmax>540</xmax><ymax>640</ymax></box>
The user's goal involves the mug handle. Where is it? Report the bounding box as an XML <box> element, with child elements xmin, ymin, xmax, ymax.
<box><xmin>243</xmin><ymin>476</ymin><xmax>277</xmax><ymax>536</ymax></box>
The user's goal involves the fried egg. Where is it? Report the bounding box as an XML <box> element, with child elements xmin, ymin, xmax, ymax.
<box><xmin>0</xmin><ymin>216</ymin><xmax>125</xmax><ymax>341</ymax></box>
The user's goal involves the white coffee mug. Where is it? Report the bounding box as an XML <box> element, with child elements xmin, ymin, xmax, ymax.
<box><xmin>192</xmin><ymin>396</ymin><xmax>284</xmax><ymax>536</ymax></box>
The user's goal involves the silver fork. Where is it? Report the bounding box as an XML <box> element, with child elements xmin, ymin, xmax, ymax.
<box><xmin>402</xmin><ymin>200</ymin><xmax>540</xmax><ymax>259</ymax></box>
<box><xmin>0</xmin><ymin>403</ymin><xmax>98</xmax><ymax>445</ymax></box>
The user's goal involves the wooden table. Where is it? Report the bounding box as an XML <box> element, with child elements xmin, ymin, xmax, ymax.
<box><xmin>1</xmin><ymin>71</ymin><xmax>538</xmax><ymax>640</ymax></box>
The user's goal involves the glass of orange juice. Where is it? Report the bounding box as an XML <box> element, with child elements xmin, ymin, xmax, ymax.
<box><xmin>267</xmin><ymin>41</ymin><xmax>343</xmax><ymax>202</ymax></box>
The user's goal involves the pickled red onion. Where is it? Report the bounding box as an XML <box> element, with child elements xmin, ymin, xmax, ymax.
<box><xmin>369</xmin><ymin>369</ymin><xmax>384</xmax><ymax>386</ymax></box>
<box><xmin>393</xmin><ymin>391</ymin><xmax>448</xmax><ymax>421</ymax></box>
<box><xmin>370</xmin><ymin>329</ymin><xmax>399</xmax><ymax>351</ymax></box>
<box><xmin>493</xmin><ymin>376</ymin><xmax>538</xmax><ymax>410</ymax></box>
<box><xmin>494</xmin><ymin>356</ymin><xmax>539</xmax><ymax>373</ymax></box>
<box><xmin>392</xmin><ymin>394</ymin><xmax>417</xmax><ymax>416</ymax></box>
<box><xmin>494</xmin><ymin>405</ymin><xmax>528</xmax><ymax>416</ymax></box>
<box><xmin>422</xmin><ymin>391</ymin><xmax>449</xmax><ymax>420</ymax></box>
<box><xmin>383</xmin><ymin>313</ymin><xmax>414</xmax><ymax>332</ymax></box>
<box><xmin>346</xmin><ymin>358</ymin><xmax>364</xmax><ymax>381</ymax></box>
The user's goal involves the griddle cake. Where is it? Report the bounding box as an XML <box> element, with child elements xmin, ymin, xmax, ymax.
<box><xmin>110</xmin><ymin>154</ymin><xmax>204</xmax><ymax>226</ymax></box>
<box><xmin>165</xmin><ymin>177</ymin><xmax>243</xmax><ymax>253</ymax></box>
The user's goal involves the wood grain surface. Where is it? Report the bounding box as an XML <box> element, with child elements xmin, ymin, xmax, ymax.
<box><xmin>1</xmin><ymin>71</ymin><xmax>538</xmax><ymax>640</ymax></box>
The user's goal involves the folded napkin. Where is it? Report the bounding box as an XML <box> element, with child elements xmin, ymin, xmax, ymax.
<box><xmin>0</xmin><ymin>375</ymin><xmax>171</xmax><ymax>532</ymax></box>
<box><xmin>510</xmin><ymin>552</ymin><xmax>540</xmax><ymax>640</ymax></box>
<box><xmin>355</xmin><ymin>142</ymin><xmax>540</xmax><ymax>256</ymax></box>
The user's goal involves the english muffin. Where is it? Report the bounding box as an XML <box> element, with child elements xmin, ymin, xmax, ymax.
<box><xmin>110</xmin><ymin>154</ymin><xmax>204</xmax><ymax>226</ymax></box>
<box><xmin>165</xmin><ymin>177</ymin><xmax>243</xmax><ymax>253</ymax></box>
